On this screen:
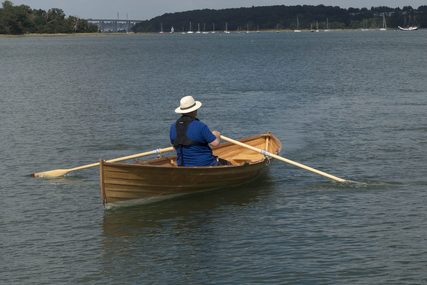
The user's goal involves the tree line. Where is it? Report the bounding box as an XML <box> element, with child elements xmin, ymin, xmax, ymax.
<box><xmin>133</xmin><ymin>5</ymin><xmax>427</xmax><ymax>32</ymax></box>
<box><xmin>0</xmin><ymin>1</ymin><xmax>98</xmax><ymax>34</ymax></box>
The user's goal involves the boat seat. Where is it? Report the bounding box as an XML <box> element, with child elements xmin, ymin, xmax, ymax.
<box><xmin>135</xmin><ymin>157</ymin><xmax>177</xmax><ymax>167</ymax></box>
<box><xmin>228</xmin><ymin>153</ymin><xmax>264</xmax><ymax>165</ymax></box>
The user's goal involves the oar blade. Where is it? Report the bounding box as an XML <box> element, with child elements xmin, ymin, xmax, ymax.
<box><xmin>32</xmin><ymin>169</ymin><xmax>70</xmax><ymax>178</ymax></box>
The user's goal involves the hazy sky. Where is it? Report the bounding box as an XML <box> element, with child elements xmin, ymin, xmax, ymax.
<box><xmin>10</xmin><ymin>1</ymin><xmax>425</xmax><ymax>20</ymax></box>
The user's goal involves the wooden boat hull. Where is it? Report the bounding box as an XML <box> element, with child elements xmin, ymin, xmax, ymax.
<box><xmin>100</xmin><ymin>133</ymin><xmax>281</xmax><ymax>208</ymax></box>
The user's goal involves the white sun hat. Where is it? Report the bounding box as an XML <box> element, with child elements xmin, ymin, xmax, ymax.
<box><xmin>175</xmin><ymin>96</ymin><xmax>202</xmax><ymax>114</ymax></box>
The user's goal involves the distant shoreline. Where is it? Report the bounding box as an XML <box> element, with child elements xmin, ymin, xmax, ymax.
<box><xmin>0</xmin><ymin>28</ymin><xmax>422</xmax><ymax>38</ymax></box>
<box><xmin>0</xmin><ymin>32</ymin><xmax>170</xmax><ymax>39</ymax></box>
<box><xmin>0</xmin><ymin>32</ymin><xmax>135</xmax><ymax>38</ymax></box>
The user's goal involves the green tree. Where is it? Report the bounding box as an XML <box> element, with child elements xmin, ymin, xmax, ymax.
<box><xmin>0</xmin><ymin>1</ymin><xmax>98</xmax><ymax>34</ymax></box>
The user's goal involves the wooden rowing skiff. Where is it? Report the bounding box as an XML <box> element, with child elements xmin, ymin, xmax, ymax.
<box><xmin>100</xmin><ymin>133</ymin><xmax>281</xmax><ymax>208</ymax></box>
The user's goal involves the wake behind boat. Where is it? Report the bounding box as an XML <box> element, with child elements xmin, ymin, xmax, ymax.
<box><xmin>100</xmin><ymin>133</ymin><xmax>281</xmax><ymax>208</ymax></box>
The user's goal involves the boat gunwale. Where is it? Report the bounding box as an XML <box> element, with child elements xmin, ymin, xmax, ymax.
<box><xmin>102</xmin><ymin>132</ymin><xmax>281</xmax><ymax>170</ymax></box>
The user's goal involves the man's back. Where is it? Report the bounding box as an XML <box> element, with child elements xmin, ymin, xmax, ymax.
<box><xmin>170</xmin><ymin>119</ymin><xmax>217</xmax><ymax>166</ymax></box>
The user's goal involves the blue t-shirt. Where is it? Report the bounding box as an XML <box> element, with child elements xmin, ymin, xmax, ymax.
<box><xmin>170</xmin><ymin>119</ymin><xmax>217</xmax><ymax>166</ymax></box>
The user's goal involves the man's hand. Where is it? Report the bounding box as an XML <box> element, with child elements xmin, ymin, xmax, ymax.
<box><xmin>210</xmin><ymin>130</ymin><xmax>221</xmax><ymax>147</ymax></box>
<box><xmin>212</xmin><ymin>130</ymin><xmax>221</xmax><ymax>138</ymax></box>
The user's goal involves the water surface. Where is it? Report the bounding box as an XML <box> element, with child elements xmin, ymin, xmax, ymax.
<box><xmin>1</xmin><ymin>30</ymin><xmax>427</xmax><ymax>284</ymax></box>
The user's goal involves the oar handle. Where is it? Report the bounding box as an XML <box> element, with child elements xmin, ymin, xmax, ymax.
<box><xmin>220</xmin><ymin>135</ymin><xmax>347</xmax><ymax>183</ymax></box>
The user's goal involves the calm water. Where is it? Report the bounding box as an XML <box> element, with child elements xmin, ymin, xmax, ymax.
<box><xmin>1</xmin><ymin>30</ymin><xmax>427</xmax><ymax>284</ymax></box>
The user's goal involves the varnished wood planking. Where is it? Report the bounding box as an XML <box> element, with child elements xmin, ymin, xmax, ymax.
<box><xmin>100</xmin><ymin>133</ymin><xmax>281</xmax><ymax>206</ymax></box>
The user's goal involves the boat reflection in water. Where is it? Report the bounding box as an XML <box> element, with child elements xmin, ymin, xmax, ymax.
<box><xmin>100</xmin><ymin>177</ymin><xmax>276</xmax><ymax>282</ymax></box>
<box><xmin>102</xmin><ymin>176</ymin><xmax>276</xmax><ymax>237</ymax></box>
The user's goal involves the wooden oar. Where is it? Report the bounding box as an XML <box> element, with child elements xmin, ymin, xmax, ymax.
<box><xmin>220</xmin><ymin>135</ymin><xmax>347</xmax><ymax>183</ymax></box>
<box><xmin>33</xmin><ymin>146</ymin><xmax>174</xmax><ymax>178</ymax></box>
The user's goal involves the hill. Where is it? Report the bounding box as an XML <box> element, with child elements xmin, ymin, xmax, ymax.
<box><xmin>133</xmin><ymin>4</ymin><xmax>427</xmax><ymax>32</ymax></box>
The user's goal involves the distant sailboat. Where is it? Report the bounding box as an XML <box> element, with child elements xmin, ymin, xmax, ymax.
<box><xmin>294</xmin><ymin>16</ymin><xmax>301</xmax><ymax>32</ymax></box>
<box><xmin>379</xmin><ymin>14</ymin><xmax>387</xmax><ymax>31</ymax></box>
<box><xmin>187</xmin><ymin>21</ymin><xmax>194</xmax><ymax>34</ymax></box>
<box><xmin>196</xmin><ymin>23</ymin><xmax>201</xmax><ymax>34</ymax></box>
<box><xmin>398</xmin><ymin>14</ymin><xmax>418</xmax><ymax>31</ymax></box>
<box><xmin>324</xmin><ymin>18</ymin><xmax>330</xmax><ymax>32</ymax></box>
<box><xmin>211</xmin><ymin>23</ymin><xmax>216</xmax><ymax>33</ymax></box>
<box><xmin>361</xmin><ymin>19</ymin><xmax>369</xmax><ymax>31</ymax></box>
<box><xmin>224</xmin><ymin>22</ymin><xmax>230</xmax><ymax>34</ymax></box>
<box><xmin>159</xmin><ymin>23</ymin><xmax>164</xmax><ymax>34</ymax></box>
<box><xmin>202</xmin><ymin>23</ymin><xmax>209</xmax><ymax>34</ymax></box>
<box><xmin>246</xmin><ymin>23</ymin><xmax>250</xmax><ymax>34</ymax></box>
<box><xmin>315</xmin><ymin>21</ymin><xmax>319</xmax><ymax>32</ymax></box>
<box><xmin>170</xmin><ymin>26</ymin><xmax>174</xmax><ymax>33</ymax></box>
<box><xmin>398</xmin><ymin>26</ymin><xmax>418</xmax><ymax>31</ymax></box>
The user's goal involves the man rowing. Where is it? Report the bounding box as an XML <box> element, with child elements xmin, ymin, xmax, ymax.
<box><xmin>170</xmin><ymin>96</ymin><xmax>230</xmax><ymax>166</ymax></box>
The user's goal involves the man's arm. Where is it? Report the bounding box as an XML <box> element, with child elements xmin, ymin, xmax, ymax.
<box><xmin>210</xmin><ymin>130</ymin><xmax>221</xmax><ymax>147</ymax></box>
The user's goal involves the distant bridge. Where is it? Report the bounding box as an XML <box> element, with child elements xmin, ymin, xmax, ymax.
<box><xmin>86</xmin><ymin>18</ymin><xmax>144</xmax><ymax>32</ymax></box>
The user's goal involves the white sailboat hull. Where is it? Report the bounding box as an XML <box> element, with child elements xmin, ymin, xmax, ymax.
<box><xmin>398</xmin><ymin>26</ymin><xmax>418</xmax><ymax>31</ymax></box>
